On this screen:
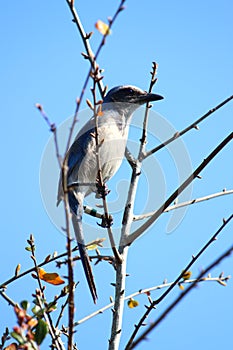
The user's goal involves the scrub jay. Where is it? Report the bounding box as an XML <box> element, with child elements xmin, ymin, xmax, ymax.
<box><xmin>57</xmin><ymin>85</ymin><xmax>163</xmax><ymax>303</ymax></box>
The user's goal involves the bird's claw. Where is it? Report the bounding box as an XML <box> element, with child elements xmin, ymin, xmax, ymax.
<box><xmin>95</xmin><ymin>183</ymin><xmax>111</xmax><ymax>199</ymax></box>
<box><xmin>97</xmin><ymin>215</ymin><xmax>113</xmax><ymax>228</ymax></box>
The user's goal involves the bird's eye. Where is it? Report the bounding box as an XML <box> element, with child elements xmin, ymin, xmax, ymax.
<box><xmin>128</xmin><ymin>88</ymin><xmax>134</xmax><ymax>94</ymax></box>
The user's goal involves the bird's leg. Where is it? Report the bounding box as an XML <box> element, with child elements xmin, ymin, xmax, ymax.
<box><xmin>95</xmin><ymin>179</ymin><xmax>111</xmax><ymax>199</ymax></box>
<box><xmin>95</xmin><ymin>175</ymin><xmax>113</xmax><ymax>228</ymax></box>
<box><xmin>98</xmin><ymin>214</ymin><xmax>113</xmax><ymax>228</ymax></box>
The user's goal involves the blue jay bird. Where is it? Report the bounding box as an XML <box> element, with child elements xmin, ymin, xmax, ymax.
<box><xmin>57</xmin><ymin>85</ymin><xmax>163</xmax><ymax>303</ymax></box>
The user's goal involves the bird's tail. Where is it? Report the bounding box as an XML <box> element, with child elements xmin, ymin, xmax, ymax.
<box><xmin>71</xmin><ymin>204</ymin><xmax>98</xmax><ymax>304</ymax></box>
<box><xmin>77</xmin><ymin>242</ymin><xmax>98</xmax><ymax>303</ymax></box>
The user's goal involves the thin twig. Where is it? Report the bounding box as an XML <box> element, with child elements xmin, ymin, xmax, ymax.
<box><xmin>127</xmin><ymin>132</ymin><xmax>233</xmax><ymax>245</ymax></box>
<box><xmin>129</xmin><ymin>243</ymin><xmax>233</xmax><ymax>349</ymax></box>
<box><xmin>133</xmin><ymin>189</ymin><xmax>233</xmax><ymax>221</ymax></box>
<box><xmin>144</xmin><ymin>94</ymin><xmax>233</xmax><ymax>159</ymax></box>
<box><xmin>61</xmin><ymin>159</ymin><xmax>75</xmax><ymax>350</ymax></box>
<box><xmin>35</xmin><ymin>104</ymin><xmax>62</xmax><ymax>167</ymax></box>
<box><xmin>55</xmin><ymin>295</ymin><xmax>70</xmax><ymax>329</ymax></box>
<box><xmin>91</xmin><ymin>71</ymin><xmax>122</xmax><ymax>263</ymax></box>
<box><xmin>125</xmin><ymin>214</ymin><xmax>233</xmax><ymax>349</ymax></box>
<box><xmin>72</xmin><ymin>274</ymin><xmax>230</xmax><ymax>327</ymax></box>
<box><xmin>64</xmin><ymin>0</ymin><xmax>126</xmax><ymax>154</ymax></box>
<box><xmin>0</xmin><ymin>249</ymin><xmax>113</xmax><ymax>290</ymax></box>
<box><xmin>139</xmin><ymin>62</ymin><xmax>158</xmax><ymax>154</ymax></box>
<box><xmin>65</xmin><ymin>0</ymin><xmax>105</xmax><ymax>98</ymax></box>
<box><xmin>29</xmin><ymin>236</ymin><xmax>65</xmax><ymax>350</ymax></box>
<box><xmin>0</xmin><ymin>291</ymin><xmax>17</xmax><ymax>307</ymax></box>
<box><xmin>36</xmin><ymin>293</ymin><xmax>65</xmax><ymax>350</ymax></box>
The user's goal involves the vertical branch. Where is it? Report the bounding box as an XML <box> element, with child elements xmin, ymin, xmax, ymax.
<box><xmin>65</xmin><ymin>0</ymin><xmax>105</xmax><ymax>98</ymax></box>
<box><xmin>61</xmin><ymin>159</ymin><xmax>75</xmax><ymax>350</ymax></box>
<box><xmin>91</xmin><ymin>70</ymin><xmax>122</xmax><ymax>263</ymax></box>
<box><xmin>36</xmin><ymin>106</ymin><xmax>74</xmax><ymax>349</ymax></box>
<box><xmin>109</xmin><ymin>63</ymin><xmax>158</xmax><ymax>350</ymax></box>
<box><xmin>65</xmin><ymin>0</ymin><xmax>126</xmax><ymax>153</ymax></box>
<box><xmin>29</xmin><ymin>235</ymin><xmax>65</xmax><ymax>350</ymax></box>
<box><xmin>139</xmin><ymin>62</ymin><xmax>158</xmax><ymax>152</ymax></box>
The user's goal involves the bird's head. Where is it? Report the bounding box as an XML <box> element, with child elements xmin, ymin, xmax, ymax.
<box><xmin>102</xmin><ymin>85</ymin><xmax>163</xmax><ymax>117</ymax></box>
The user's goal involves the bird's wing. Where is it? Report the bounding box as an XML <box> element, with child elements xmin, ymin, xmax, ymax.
<box><xmin>56</xmin><ymin>120</ymin><xmax>95</xmax><ymax>205</ymax></box>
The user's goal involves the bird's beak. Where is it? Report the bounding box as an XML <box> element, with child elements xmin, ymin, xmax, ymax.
<box><xmin>144</xmin><ymin>92</ymin><xmax>164</xmax><ymax>102</ymax></box>
<box><xmin>135</xmin><ymin>92</ymin><xmax>164</xmax><ymax>104</ymax></box>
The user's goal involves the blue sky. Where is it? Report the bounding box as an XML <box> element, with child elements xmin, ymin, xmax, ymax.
<box><xmin>0</xmin><ymin>1</ymin><xmax>232</xmax><ymax>349</ymax></box>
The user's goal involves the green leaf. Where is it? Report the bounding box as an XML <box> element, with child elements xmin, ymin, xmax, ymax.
<box><xmin>31</xmin><ymin>305</ymin><xmax>42</xmax><ymax>316</ymax></box>
<box><xmin>34</xmin><ymin>319</ymin><xmax>48</xmax><ymax>345</ymax></box>
<box><xmin>47</xmin><ymin>302</ymin><xmax>57</xmax><ymax>313</ymax></box>
<box><xmin>20</xmin><ymin>300</ymin><xmax>29</xmax><ymax>310</ymax></box>
<box><xmin>10</xmin><ymin>332</ymin><xmax>24</xmax><ymax>345</ymax></box>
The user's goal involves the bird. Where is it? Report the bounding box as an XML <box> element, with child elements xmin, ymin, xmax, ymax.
<box><xmin>57</xmin><ymin>85</ymin><xmax>163</xmax><ymax>303</ymax></box>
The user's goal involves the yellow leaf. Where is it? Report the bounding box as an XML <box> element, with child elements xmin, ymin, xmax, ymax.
<box><xmin>15</xmin><ymin>264</ymin><xmax>21</xmax><ymax>277</ymax></box>
<box><xmin>28</xmin><ymin>318</ymin><xmax>38</xmax><ymax>328</ymax></box>
<box><xmin>95</xmin><ymin>20</ymin><xmax>111</xmax><ymax>35</ymax></box>
<box><xmin>87</xmin><ymin>243</ymin><xmax>98</xmax><ymax>250</ymax></box>
<box><xmin>38</xmin><ymin>268</ymin><xmax>65</xmax><ymax>285</ymax></box>
<box><xmin>86</xmin><ymin>238</ymin><xmax>106</xmax><ymax>250</ymax></box>
<box><xmin>179</xmin><ymin>284</ymin><xmax>185</xmax><ymax>290</ymax></box>
<box><xmin>182</xmin><ymin>270</ymin><xmax>192</xmax><ymax>280</ymax></box>
<box><xmin>127</xmin><ymin>298</ymin><xmax>139</xmax><ymax>309</ymax></box>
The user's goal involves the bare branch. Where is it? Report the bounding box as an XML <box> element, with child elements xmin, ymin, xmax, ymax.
<box><xmin>109</xmin><ymin>62</ymin><xmax>159</xmax><ymax>350</ymax></box>
<box><xmin>127</xmin><ymin>132</ymin><xmax>233</xmax><ymax>245</ymax></box>
<box><xmin>64</xmin><ymin>0</ymin><xmax>126</xmax><ymax>154</ymax></box>
<box><xmin>91</xmin><ymin>72</ymin><xmax>122</xmax><ymax>263</ymax></box>
<box><xmin>65</xmin><ymin>0</ymin><xmax>105</xmax><ymax>98</ymax></box>
<box><xmin>129</xmin><ymin>243</ymin><xmax>233</xmax><ymax>349</ymax></box>
<box><xmin>144</xmin><ymin>94</ymin><xmax>233</xmax><ymax>159</ymax></box>
<box><xmin>73</xmin><ymin>274</ymin><xmax>230</xmax><ymax>327</ymax></box>
<box><xmin>125</xmin><ymin>214</ymin><xmax>233</xmax><ymax>348</ymax></box>
<box><xmin>0</xmin><ymin>291</ymin><xmax>17</xmax><ymax>307</ymax></box>
<box><xmin>133</xmin><ymin>189</ymin><xmax>233</xmax><ymax>221</ymax></box>
<box><xmin>35</xmin><ymin>104</ymin><xmax>62</xmax><ymax>168</ymax></box>
<box><xmin>28</xmin><ymin>236</ymin><xmax>65</xmax><ymax>350</ymax></box>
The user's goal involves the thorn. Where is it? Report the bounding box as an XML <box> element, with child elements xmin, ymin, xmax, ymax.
<box><xmin>173</xmin><ymin>131</ymin><xmax>180</xmax><ymax>138</ymax></box>
<box><xmin>81</xmin><ymin>52</ymin><xmax>90</xmax><ymax>59</ymax></box>
<box><xmin>194</xmin><ymin>124</ymin><xmax>200</xmax><ymax>130</ymax></box>
<box><xmin>85</xmin><ymin>31</ymin><xmax>93</xmax><ymax>39</ymax></box>
<box><xmin>35</xmin><ymin>103</ymin><xmax>43</xmax><ymax>111</ymax></box>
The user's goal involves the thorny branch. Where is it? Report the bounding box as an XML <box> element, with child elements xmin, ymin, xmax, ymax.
<box><xmin>129</xmin><ymin>243</ymin><xmax>233</xmax><ymax>349</ymax></box>
<box><xmin>108</xmin><ymin>62</ymin><xmax>159</xmax><ymax>350</ymax></box>
<box><xmin>133</xmin><ymin>189</ymin><xmax>233</xmax><ymax>221</ymax></box>
<box><xmin>144</xmin><ymin>94</ymin><xmax>233</xmax><ymax>159</ymax></box>
<box><xmin>125</xmin><ymin>214</ymin><xmax>233</xmax><ymax>348</ymax></box>
<box><xmin>72</xmin><ymin>274</ymin><xmax>230</xmax><ymax>328</ymax></box>
<box><xmin>29</xmin><ymin>235</ymin><xmax>65</xmax><ymax>350</ymax></box>
<box><xmin>91</xmin><ymin>70</ymin><xmax>122</xmax><ymax>263</ymax></box>
<box><xmin>36</xmin><ymin>105</ymin><xmax>75</xmax><ymax>349</ymax></box>
<box><xmin>127</xmin><ymin>132</ymin><xmax>233</xmax><ymax>245</ymax></box>
<box><xmin>64</xmin><ymin>0</ymin><xmax>126</xmax><ymax>154</ymax></box>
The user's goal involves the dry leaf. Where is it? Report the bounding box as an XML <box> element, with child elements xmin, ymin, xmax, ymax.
<box><xmin>127</xmin><ymin>298</ymin><xmax>139</xmax><ymax>308</ymax></box>
<box><xmin>38</xmin><ymin>268</ymin><xmax>65</xmax><ymax>285</ymax></box>
<box><xmin>95</xmin><ymin>20</ymin><xmax>111</xmax><ymax>35</ymax></box>
<box><xmin>182</xmin><ymin>270</ymin><xmax>192</xmax><ymax>280</ymax></box>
